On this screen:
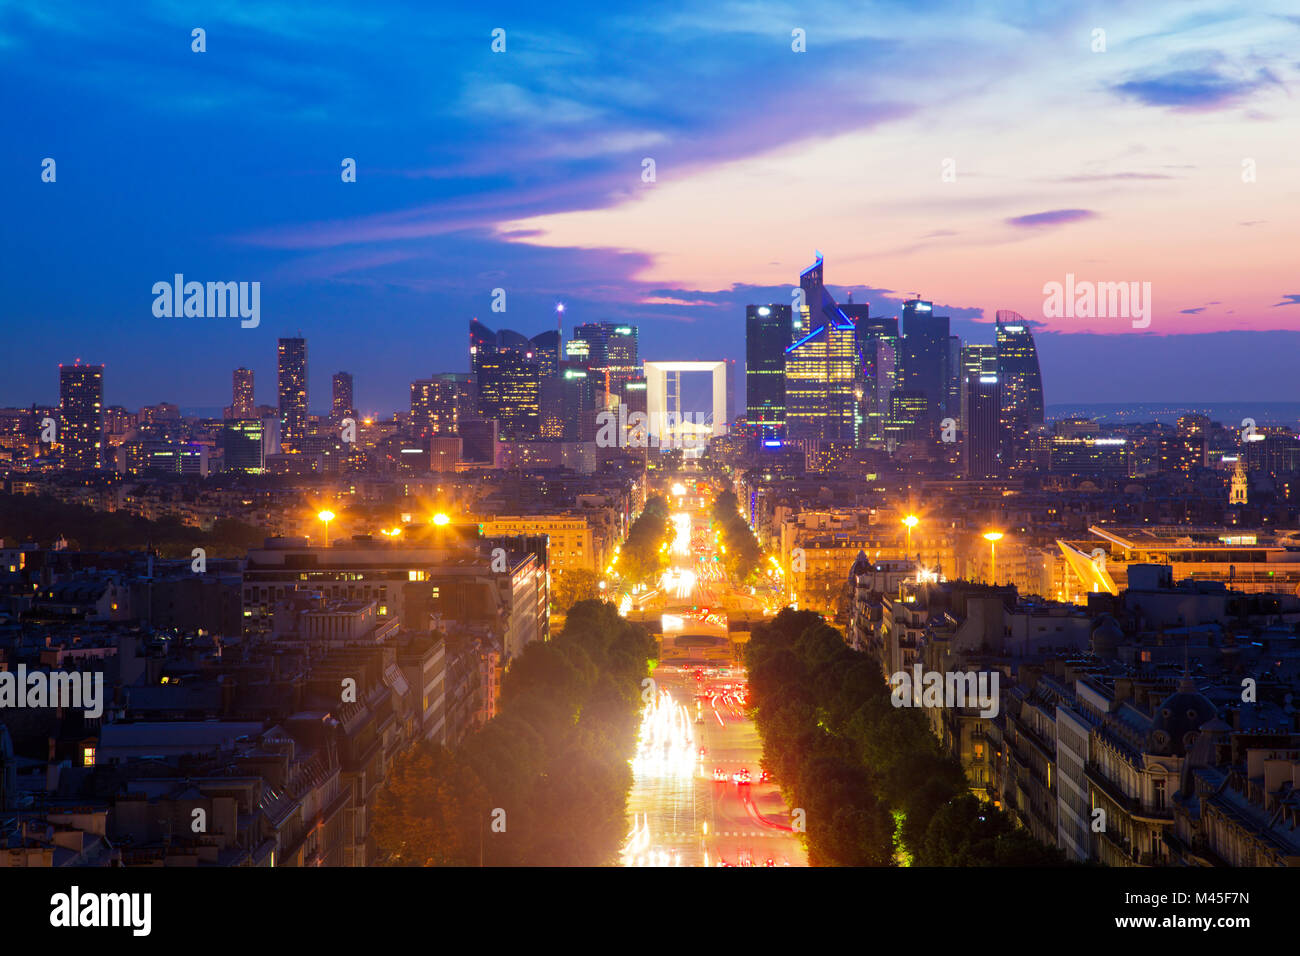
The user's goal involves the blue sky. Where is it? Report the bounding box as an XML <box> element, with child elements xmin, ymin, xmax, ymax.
<box><xmin>4</xmin><ymin>0</ymin><xmax>1300</xmax><ymax>415</ymax></box>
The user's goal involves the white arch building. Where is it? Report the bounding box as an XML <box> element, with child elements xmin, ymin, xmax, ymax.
<box><xmin>642</xmin><ymin>361</ymin><xmax>728</xmax><ymax>447</ymax></box>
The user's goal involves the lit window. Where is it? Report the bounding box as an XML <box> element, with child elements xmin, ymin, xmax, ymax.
<box><xmin>82</xmin><ymin>746</ymin><xmax>96</xmax><ymax>767</ymax></box>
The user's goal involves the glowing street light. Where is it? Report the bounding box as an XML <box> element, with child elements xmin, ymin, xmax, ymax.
<box><xmin>432</xmin><ymin>512</ymin><xmax>450</xmax><ymax>527</ymax></box>
<box><xmin>318</xmin><ymin>510</ymin><xmax>336</xmax><ymax>547</ymax></box>
<box><xmin>902</xmin><ymin>514</ymin><xmax>919</xmax><ymax>556</ymax></box>
<box><xmin>983</xmin><ymin>531</ymin><xmax>1003</xmax><ymax>584</ymax></box>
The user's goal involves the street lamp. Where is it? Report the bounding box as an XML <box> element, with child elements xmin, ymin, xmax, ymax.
<box><xmin>318</xmin><ymin>510</ymin><xmax>336</xmax><ymax>547</ymax></box>
<box><xmin>432</xmin><ymin>512</ymin><xmax>450</xmax><ymax>527</ymax></box>
<box><xmin>903</xmin><ymin>514</ymin><xmax>919</xmax><ymax>557</ymax></box>
<box><xmin>983</xmin><ymin>531</ymin><xmax>1003</xmax><ymax>584</ymax></box>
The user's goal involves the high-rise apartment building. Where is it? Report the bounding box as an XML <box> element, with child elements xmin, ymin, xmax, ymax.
<box><xmin>277</xmin><ymin>337</ymin><xmax>308</xmax><ymax>451</ymax></box>
<box><xmin>231</xmin><ymin>367</ymin><xmax>255</xmax><ymax>419</ymax></box>
<box><xmin>745</xmin><ymin>304</ymin><xmax>792</xmax><ymax>439</ymax></box>
<box><xmin>58</xmin><ymin>361</ymin><xmax>104</xmax><ymax>470</ymax></box>
<box><xmin>1161</xmin><ymin>414</ymin><xmax>1210</xmax><ymax>473</ymax></box>
<box><xmin>332</xmin><ymin>372</ymin><xmax>354</xmax><ymax>422</ymax></box>
<box><xmin>410</xmin><ymin>378</ymin><xmax>460</xmax><ymax>438</ymax></box>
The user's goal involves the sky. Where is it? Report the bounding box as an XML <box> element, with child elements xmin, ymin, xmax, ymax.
<box><xmin>4</xmin><ymin>0</ymin><xmax>1300</xmax><ymax>415</ymax></box>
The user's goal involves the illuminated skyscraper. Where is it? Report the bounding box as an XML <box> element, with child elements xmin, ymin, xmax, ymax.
<box><xmin>410</xmin><ymin>378</ymin><xmax>460</xmax><ymax>437</ymax></box>
<box><xmin>232</xmin><ymin>367</ymin><xmax>255</xmax><ymax>419</ymax></box>
<box><xmin>797</xmin><ymin>252</ymin><xmax>844</xmax><ymax>336</ymax></box>
<box><xmin>332</xmin><ymin>372</ymin><xmax>354</xmax><ymax>422</ymax></box>
<box><xmin>470</xmin><ymin>320</ymin><xmax>547</xmax><ymax>440</ymax></box>
<box><xmin>277</xmin><ymin>337</ymin><xmax>308</xmax><ymax>451</ymax></box>
<box><xmin>745</xmin><ymin>304</ymin><xmax>792</xmax><ymax>439</ymax></box>
<box><xmin>847</xmin><ymin>306</ymin><xmax>897</xmax><ymax>444</ymax></box>
<box><xmin>539</xmin><ymin>362</ymin><xmax>599</xmax><ymax>442</ymax></box>
<box><xmin>994</xmin><ymin>311</ymin><xmax>1045</xmax><ymax>471</ymax></box>
<box><xmin>58</xmin><ymin>361</ymin><xmax>104</xmax><ymax>470</ymax></box>
<box><xmin>965</xmin><ymin>373</ymin><xmax>1001</xmax><ymax>478</ymax></box>
<box><xmin>959</xmin><ymin>343</ymin><xmax>995</xmax><ymax>437</ymax></box>
<box><xmin>1161</xmin><ymin>414</ymin><xmax>1210</xmax><ymax>473</ymax></box>
<box><xmin>900</xmin><ymin>298</ymin><xmax>949</xmax><ymax>430</ymax></box>
<box><xmin>784</xmin><ymin>316</ymin><xmax>860</xmax><ymax>443</ymax></box>
<box><xmin>572</xmin><ymin>322</ymin><xmax>638</xmax><ymax>401</ymax></box>
<box><xmin>885</xmin><ymin>390</ymin><xmax>928</xmax><ymax>445</ymax></box>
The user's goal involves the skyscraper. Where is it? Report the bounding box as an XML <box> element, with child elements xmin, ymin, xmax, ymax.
<box><xmin>900</xmin><ymin>299</ymin><xmax>950</xmax><ymax>431</ymax></box>
<box><xmin>277</xmin><ymin>337</ymin><xmax>308</xmax><ymax>451</ymax></box>
<box><xmin>784</xmin><ymin>317</ymin><xmax>860</xmax><ymax>443</ymax></box>
<box><xmin>232</xmin><ymin>367</ymin><xmax>255</xmax><ymax>419</ymax></box>
<box><xmin>797</xmin><ymin>252</ymin><xmax>843</xmax><ymax>336</ymax></box>
<box><xmin>572</xmin><ymin>323</ymin><xmax>639</xmax><ymax>401</ymax></box>
<box><xmin>848</xmin><ymin>308</ymin><xmax>897</xmax><ymax>444</ymax></box>
<box><xmin>965</xmin><ymin>373</ymin><xmax>1001</xmax><ymax>478</ymax></box>
<box><xmin>410</xmin><ymin>378</ymin><xmax>460</xmax><ymax>437</ymax></box>
<box><xmin>945</xmin><ymin>335</ymin><xmax>962</xmax><ymax>429</ymax></box>
<box><xmin>994</xmin><ymin>311</ymin><xmax>1045</xmax><ymax>471</ymax></box>
<box><xmin>745</xmin><ymin>304</ymin><xmax>792</xmax><ymax>439</ymax></box>
<box><xmin>470</xmin><ymin>320</ymin><xmax>547</xmax><ymax>440</ymax></box>
<box><xmin>58</xmin><ymin>361</ymin><xmax>104</xmax><ymax>470</ymax></box>
<box><xmin>332</xmin><ymin>372</ymin><xmax>354</xmax><ymax>422</ymax></box>
<box><xmin>1161</xmin><ymin>414</ymin><xmax>1210</xmax><ymax>473</ymax></box>
<box><xmin>959</xmin><ymin>343</ymin><xmax>996</xmax><ymax>438</ymax></box>
<box><xmin>539</xmin><ymin>362</ymin><xmax>599</xmax><ymax>442</ymax></box>
<box><xmin>885</xmin><ymin>390</ymin><xmax>928</xmax><ymax>445</ymax></box>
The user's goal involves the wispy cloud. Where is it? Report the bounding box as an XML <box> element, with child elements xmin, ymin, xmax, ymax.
<box><xmin>1004</xmin><ymin>209</ymin><xmax>1097</xmax><ymax>229</ymax></box>
<box><xmin>1111</xmin><ymin>63</ymin><xmax>1284</xmax><ymax>111</ymax></box>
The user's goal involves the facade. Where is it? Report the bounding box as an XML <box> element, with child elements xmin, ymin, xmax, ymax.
<box><xmin>479</xmin><ymin>514</ymin><xmax>607</xmax><ymax>579</ymax></box>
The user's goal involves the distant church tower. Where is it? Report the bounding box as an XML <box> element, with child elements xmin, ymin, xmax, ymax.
<box><xmin>1229</xmin><ymin>460</ymin><xmax>1248</xmax><ymax>505</ymax></box>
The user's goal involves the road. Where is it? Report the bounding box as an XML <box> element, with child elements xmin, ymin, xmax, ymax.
<box><xmin>620</xmin><ymin>486</ymin><xmax>807</xmax><ymax>867</ymax></box>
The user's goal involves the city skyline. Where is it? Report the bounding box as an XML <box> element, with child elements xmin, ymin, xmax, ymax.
<box><xmin>5</xmin><ymin>0</ymin><xmax>1300</xmax><ymax>892</ymax></box>
<box><xmin>7</xmin><ymin>3</ymin><xmax>1300</xmax><ymax>410</ymax></box>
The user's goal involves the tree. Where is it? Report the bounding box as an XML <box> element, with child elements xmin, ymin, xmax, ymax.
<box><xmin>551</xmin><ymin>568</ymin><xmax>601</xmax><ymax>614</ymax></box>
<box><xmin>372</xmin><ymin>741</ymin><xmax>487</xmax><ymax>866</ymax></box>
